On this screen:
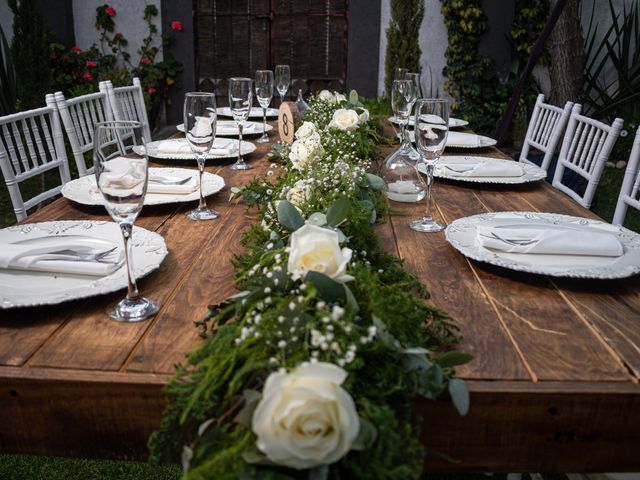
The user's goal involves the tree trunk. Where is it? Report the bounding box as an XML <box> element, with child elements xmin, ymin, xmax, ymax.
<box><xmin>548</xmin><ymin>0</ymin><xmax>584</xmax><ymax>105</ymax></box>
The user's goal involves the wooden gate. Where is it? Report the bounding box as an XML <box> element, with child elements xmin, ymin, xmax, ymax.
<box><xmin>194</xmin><ymin>0</ymin><xmax>348</xmax><ymax>102</ymax></box>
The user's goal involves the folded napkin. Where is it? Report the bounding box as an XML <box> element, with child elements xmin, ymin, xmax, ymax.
<box><xmin>156</xmin><ymin>140</ymin><xmax>234</xmax><ymax>156</ymax></box>
<box><xmin>217</xmin><ymin>120</ymin><xmax>255</xmax><ymax>135</ymax></box>
<box><xmin>148</xmin><ymin>172</ymin><xmax>198</xmax><ymax>195</ymax></box>
<box><xmin>440</xmin><ymin>160</ymin><xmax>524</xmax><ymax>177</ymax></box>
<box><xmin>447</xmin><ymin>132</ymin><xmax>479</xmax><ymax>147</ymax></box>
<box><xmin>0</xmin><ymin>235</ymin><xmax>124</xmax><ymax>276</ymax></box>
<box><xmin>476</xmin><ymin>225</ymin><xmax>624</xmax><ymax>257</ymax></box>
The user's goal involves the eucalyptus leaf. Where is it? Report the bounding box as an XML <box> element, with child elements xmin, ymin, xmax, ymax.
<box><xmin>326</xmin><ymin>197</ymin><xmax>351</xmax><ymax>227</ymax></box>
<box><xmin>417</xmin><ymin>364</ymin><xmax>445</xmax><ymax>399</ymax></box>
<box><xmin>308</xmin><ymin>212</ymin><xmax>327</xmax><ymax>226</ymax></box>
<box><xmin>365</xmin><ymin>173</ymin><xmax>385</xmax><ymax>191</ymax></box>
<box><xmin>234</xmin><ymin>389</ymin><xmax>262</xmax><ymax>428</ymax></box>
<box><xmin>372</xmin><ymin>316</ymin><xmax>401</xmax><ymax>352</ymax></box>
<box><xmin>277</xmin><ymin>200</ymin><xmax>304</xmax><ymax>231</ymax></box>
<box><xmin>351</xmin><ymin>416</ymin><xmax>378</xmax><ymax>451</ymax></box>
<box><xmin>343</xmin><ymin>284</ymin><xmax>359</xmax><ymax>313</ymax></box>
<box><xmin>401</xmin><ymin>348</ymin><xmax>431</xmax><ymax>371</ymax></box>
<box><xmin>308</xmin><ymin>465</ymin><xmax>329</xmax><ymax>480</ymax></box>
<box><xmin>434</xmin><ymin>351</ymin><xmax>473</xmax><ymax>369</ymax></box>
<box><xmin>242</xmin><ymin>446</ymin><xmax>276</xmax><ymax>466</ymax></box>
<box><xmin>448</xmin><ymin>378</ymin><xmax>470</xmax><ymax>416</ymax></box>
<box><xmin>306</xmin><ymin>271</ymin><xmax>346</xmax><ymax>303</ymax></box>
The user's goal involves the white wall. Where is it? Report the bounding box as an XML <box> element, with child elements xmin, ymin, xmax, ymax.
<box><xmin>72</xmin><ymin>0</ymin><xmax>162</xmax><ymax>65</ymax></box>
<box><xmin>0</xmin><ymin>0</ymin><xmax>13</xmax><ymax>45</ymax></box>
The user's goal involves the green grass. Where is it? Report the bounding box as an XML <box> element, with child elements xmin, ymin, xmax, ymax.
<box><xmin>592</xmin><ymin>166</ymin><xmax>640</xmax><ymax>232</ymax></box>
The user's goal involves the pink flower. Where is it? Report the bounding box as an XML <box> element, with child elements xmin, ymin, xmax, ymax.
<box><xmin>71</xmin><ymin>46</ymin><xmax>82</xmax><ymax>54</ymax></box>
<box><xmin>171</xmin><ymin>20</ymin><xmax>183</xmax><ymax>31</ymax></box>
<box><xmin>140</xmin><ymin>57</ymin><xmax>152</xmax><ymax>65</ymax></box>
<box><xmin>86</xmin><ymin>60</ymin><xmax>97</xmax><ymax>68</ymax></box>
<box><xmin>105</xmin><ymin>6</ymin><xmax>116</xmax><ymax>16</ymax></box>
<box><xmin>147</xmin><ymin>87</ymin><xmax>157</xmax><ymax>95</ymax></box>
<box><xmin>82</xmin><ymin>72</ymin><xmax>94</xmax><ymax>81</ymax></box>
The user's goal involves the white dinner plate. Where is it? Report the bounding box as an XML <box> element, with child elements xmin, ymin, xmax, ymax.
<box><xmin>445</xmin><ymin>212</ymin><xmax>640</xmax><ymax>279</ymax></box>
<box><xmin>216</xmin><ymin>107</ymin><xmax>279</xmax><ymax>118</ymax></box>
<box><xmin>176</xmin><ymin>120</ymin><xmax>273</xmax><ymax>136</ymax></box>
<box><xmin>0</xmin><ymin>221</ymin><xmax>167</xmax><ymax>308</ymax></box>
<box><xmin>405</xmin><ymin>131</ymin><xmax>497</xmax><ymax>148</ymax></box>
<box><xmin>389</xmin><ymin>116</ymin><xmax>469</xmax><ymax>128</ymax></box>
<box><xmin>428</xmin><ymin>156</ymin><xmax>546</xmax><ymax>184</ymax></box>
<box><xmin>61</xmin><ymin>168</ymin><xmax>225</xmax><ymax>206</ymax></box>
<box><xmin>137</xmin><ymin>138</ymin><xmax>256</xmax><ymax>160</ymax></box>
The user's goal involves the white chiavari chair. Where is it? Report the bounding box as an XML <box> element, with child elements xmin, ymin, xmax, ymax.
<box><xmin>0</xmin><ymin>97</ymin><xmax>71</xmax><ymax>222</ymax></box>
<box><xmin>519</xmin><ymin>94</ymin><xmax>576</xmax><ymax>172</ymax></box>
<box><xmin>552</xmin><ymin>110</ymin><xmax>624</xmax><ymax>209</ymax></box>
<box><xmin>99</xmin><ymin>78</ymin><xmax>152</xmax><ymax>141</ymax></box>
<box><xmin>53</xmin><ymin>90</ymin><xmax>113</xmax><ymax>177</ymax></box>
<box><xmin>612</xmin><ymin>127</ymin><xmax>640</xmax><ymax>226</ymax></box>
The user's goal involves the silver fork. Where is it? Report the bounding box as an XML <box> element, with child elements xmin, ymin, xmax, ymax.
<box><xmin>479</xmin><ymin>231</ymin><xmax>539</xmax><ymax>247</ymax></box>
<box><xmin>33</xmin><ymin>246</ymin><xmax>120</xmax><ymax>264</ymax></box>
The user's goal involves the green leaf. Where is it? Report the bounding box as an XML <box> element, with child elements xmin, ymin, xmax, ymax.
<box><xmin>308</xmin><ymin>465</ymin><xmax>329</xmax><ymax>480</ymax></box>
<box><xmin>326</xmin><ymin>197</ymin><xmax>351</xmax><ymax>227</ymax></box>
<box><xmin>234</xmin><ymin>389</ymin><xmax>261</xmax><ymax>428</ymax></box>
<box><xmin>277</xmin><ymin>200</ymin><xmax>304</xmax><ymax>231</ymax></box>
<box><xmin>351</xmin><ymin>416</ymin><xmax>378</xmax><ymax>450</ymax></box>
<box><xmin>306</xmin><ymin>271</ymin><xmax>346</xmax><ymax>303</ymax></box>
<box><xmin>434</xmin><ymin>351</ymin><xmax>473</xmax><ymax>369</ymax></box>
<box><xmin>308</xmin><ymin>212</ymin><xmax>327</xmax><ymax>226</ymax></box>
<box><xmin>401</xmin><ymin>347</ymin><xmax>431</xmax><ymax>371</ymax></box>
<box><xmin>365</xmin><ymin>173</ymin><xmax>385</xmax><ymax>190</ymax></box>
<box><xmin>372</xmin><ymin>316</ymin><xmax>401</xmax><ymax>352</ymax></box>
<box><xmin>242</xmin><ymin>446</ymin><xmax>275</xmax><ymax>466</ymax></box>
<box><xmin>349</xmin><ymin>89</ymin><xmax>359</xmax><ymax>104</ymax></box>
<box><xmin>448</xmin><ymin>378</ymin><xmax>470</xmax><ymax>416</ymax></box>
<box><xmin>343</xmin><ymin>284</ymin><xmax>359</xmax><ymax>313</ymax></box>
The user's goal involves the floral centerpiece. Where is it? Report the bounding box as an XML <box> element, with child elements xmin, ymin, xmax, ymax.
<box><xmin>149</xmin><ymin>91</ymin><xmax>471</xmax><ymax>479</ymax></box>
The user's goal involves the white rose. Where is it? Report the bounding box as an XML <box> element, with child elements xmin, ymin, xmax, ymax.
<box><xmin>289</xmin><ymin>135</ymin><xmax>324</xmax><ymax>170</ymax></box>
<box><xmin>328</xmin><ymin>109</ymin><xmax>360</xmax><ymax>132</ymax></box>
<box><xmin>295</xmin><ymin>121</ymin><xmax>318</xmax><ymax>140</ymax></box>
<box><xmin>252</xmin><ymin>362</ymin><xmax>360</xmax><ymax>470</ymax></box>
<box><xmin>318</xmin><ymin>90</ymin><xmax>335</xmax><ymax>102</ymax></box>
<box><xmin>286</xmin><ymin>179</ymin><xmax>311</xmax><ymax>207</ymax></box>
<box><xmin>334</xmin><ymin>92</ymin><xmax>347</xmax><ymax>103</ymax></box>
<box><xmin>287</xmin><ymin>224</ymin><xmax>353</xmax><ymax>283</ymax></box>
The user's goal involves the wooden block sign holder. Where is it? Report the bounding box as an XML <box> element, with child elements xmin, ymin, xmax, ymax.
<box><xmin>278</xmin><ymin>101</ymin><xmax>300</xmax><ymax>144</ymax></box>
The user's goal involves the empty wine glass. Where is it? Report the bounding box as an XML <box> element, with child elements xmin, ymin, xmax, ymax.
<box><xmin>255</xmin><ymin>69</ymin><xmax>274</xmax><ymax>144</ymax></box>
<box><xmin>228</xmin><ymin>77</ymin><xmax>253</xmax><ymax>170</ymax></box>
<box><xmin>410</xmin><ymin>99</ymin><xmax>449</xmax><ymax>233</ymax></box>
<box><xmin>184</xmin><ymin>92</ymin><xmax>219</xmax><ymax>220</ymax></box>
<box><xmin>395</xmin><ymin>67</ymin><xmax>408</xmax><ymax>80</ymax></box>
<box><xmin>391</xmin><ymin>79</ymin><xmax>420</xmax><ymax>162</ymax></box>
<box><xmin>406</xmin><ymin>73</ymin><xmax>423</xmax><ymax>102</ymax></box>
<box><xmin>275</xmin><ymin>65</ymin><xmax>290</xmax><ymax>106</ymax></box>
<box><xmin>93</xmin><ymin>120</ymin><xmax>160</xmax><ymax>322</ymax></box>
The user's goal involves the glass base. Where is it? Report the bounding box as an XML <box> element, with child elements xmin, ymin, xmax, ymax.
<box><xmin>108</xmin><ymin>296</ymin><xmax>160</xmax><ymax>322</ymax></box>
<box><xmin>256</xmin><ymin>134</ymin><xmax>270</xmax><ymax>144</ymax></box>
<box><xmin>187</xmin><ymin>207</ymin><xmax>220</xmax><ymax>220</ymax></box>
<box><xmin>409</xmin><ymin>218</ymin><xmax>445</xmax><ymax>233</ymax></box>
<box><xmin>230</xmin><ymin>161</ymin><xmax>252</xmax><ymax>170</ymax></box>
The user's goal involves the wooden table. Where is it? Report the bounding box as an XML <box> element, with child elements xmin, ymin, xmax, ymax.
<box><xmin>1</xmin><ymin>125</ymin><xmax>639</xmax><ymax>472</ymax></box>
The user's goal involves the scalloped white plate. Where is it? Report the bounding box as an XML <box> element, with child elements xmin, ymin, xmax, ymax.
<box><xmin>61</xmin><ymin>168</ymin><xmax>225</xmax><ymax>206</ymax></box>
<box><xmin>445</xmin><ymin>212</ymin><xmax>640</xmax><ymax>279</ymax></box>
<box><xmin>216</xmin><ymin>107</ymin><xmax>279</xmax><ymax>118</ymax></box>
<box><xmin>427</xmin><ymin>156</ymin><xmax>546</xmax><ymax>184</ymax></box>
<box><xmin>176</xmin><ymin>120</ymin><xmax>273</xmax><ymax>136</ymax></box>
<box><xmin>0</xmin><ymin>221</ymin><xmax>168</xmax><ymax>308</ymax></box>
<box><xmin>405</xmin><ymin>131</ymin><xmax>497</xmax><ymax>148</ymax></box>
<box><xmin>388</xmin><ymin>116</ymin><xmax>469</xmax><ymax>128</ymax></box>
<box><xmin>137</xmin><ymin>138</ymin><xmax>256</xmax><ymax>160</ymax></box>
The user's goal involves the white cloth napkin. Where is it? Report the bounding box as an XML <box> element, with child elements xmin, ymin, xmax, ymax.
<box><xmin>156</xmin><ymin>140</ymin><xmax>234</xmax><ymax>156</ymax></box>
<box><xmin>0</xmin><ymin>236</ymin><xmax>124</xmax><ymax>276</ymax></box>
<box><xmin>447</xmin><ymin>132</ymin><xmax>480</xmax><ymax>147</ymax></box>
<box><xmin>148</xmin><ymin>172</ymin><xmax>198</xmax><ymax>195</ymax></box>
<box><xmin>476</xmin><ymin>225</ymin><xmax>624</xmax><ymax>257</ymax></box>
<box><xmin>440</xmin><ymin>160</ymin><xmax>524</xmax><ymax>177</ymax></box>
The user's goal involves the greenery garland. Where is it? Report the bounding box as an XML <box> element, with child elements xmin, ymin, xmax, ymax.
<box><xmin>149</xmin><ymin>91</ymin><xmax>470</xmax><ymax>479</ymax></box>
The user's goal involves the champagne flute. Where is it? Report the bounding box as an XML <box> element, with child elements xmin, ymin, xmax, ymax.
<box><xmin>395</xmin><ymin>67</ymin><xmax>408</xmax><ymax>80</ymax></box>
<box><xmin>392</xmin><ymin>79</ymin><xmax>421</xmax><ymax>163</ymax></box>
<box><xmin>255</xmin><ymin>69</ymin><xmax>274</xmax><ymax>144</ymax></box>
<box><xmin>410</xmin><ymin>99</ymin><xmax>449</xmax><ymax>233</ymax></box>
<box><xmin>228</xmin><ymin>77</ymin><xmax>253</xmax><ymax>170</ymax></box>
<box><xmin>93</xmin><ymin>120</ymin><xmax>160</xmax><ymax>322</ymax></box>
<box><xmin>405</xmin><ymin>73</ymin><xmax>423</xmax><ymax>102</ymax></box>
<box><xmin>184</xmin><ymin>92</ymin><xmax>219</xmax><ymax>220</ymax></box>
<box><xmin>275</xmin><ymin>65</ymin><xmax>290</xmax><ymax>106</ymax></box>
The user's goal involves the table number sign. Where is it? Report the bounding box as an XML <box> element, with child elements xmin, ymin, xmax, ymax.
<box><xmin>278</xmin><ymin>101</ymin><xmax>300</xmax><ymax>144</ymax></box>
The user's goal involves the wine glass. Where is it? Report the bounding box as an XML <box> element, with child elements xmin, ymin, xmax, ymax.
<box><xmin>93</xmin><ymin>120</ymin><xmax>160</xmax><ymax>322</ymax></box>
<box><xmin>395</xmin><ymin>67</ymin><xmax>408</xmax><ymax>80</ymax></box>
<box><xmin>391</xmin><ymin>79</ymin><xmax>420</xmax><ymax>160</ymax></box>
<box><xmin>410</xmin><ymin>99</ymin><xmax>449</xmax><ymax>233</ymax></box>
<box><xmin>255</xmin><ymin>70</ymin><xmax>274</xmax><ymax>144</ymax></box>
<box><xmin>228</xmin><ymin>77</ymin><xmax>253</xmax><ymax>170</ymax></box>
<box><xmin>275</xmin><ymin>65</ymin><xmax>290</xmax><ymax>106</ymax></box>
<box><xmin>183</xmin><ymin>92</ymin><xmax>219</xmax><ymax>220</ymax></box>
<box><xmin>405</xmin><ymin>73</ymin><xmax>423</xmax><ymax>102</ymax></box>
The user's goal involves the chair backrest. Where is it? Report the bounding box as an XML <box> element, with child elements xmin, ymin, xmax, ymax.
<box><xmin>53</xmin><ymin>90</ymin><xmax>112</xmax><ymax>177</ymax></box>
<box><xmin>99</xmin><ymin>78</ymin><xmax>152</xmax><ymax>142</ymax></box>
<box><xmin>519</xmin><ymin>94</ymin><xmax>576</xmax><ymax>172</ymax></box>
<box><xmin>613</xmin><ymin>127</ymin><xmax>640</xmax><ymax>226</ymax></box>
<box><xmin>0</xmin><ymin>97</ymin><xmax>71</xmax><ymax>222</ymax></box>
<box><xmin>551</xmin><ymin>108</ymin><xmax>623</xmax><ymax>209</ymax></box>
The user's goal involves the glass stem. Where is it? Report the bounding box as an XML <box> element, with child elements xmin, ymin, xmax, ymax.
<box><xmin>237</xmin><ymin>124</ymin><xmax>244</xmax><ymax>165</ymax></box>
<box><xmin>120</xmin><ymin>221</ymin><xmax>139</xmax><ymax>301</ymax></box>
<box><xmin>399</xmin><ymin>122</ymin><xmax>406</xmax><ymax>144</ymax></box>
<box><xmin>262</xmin><ymin>108</ymin><xmax>267</xmax><ymax>136</ymax></box>
<box><xmin>423</xmin><ymin>163</ymin><xmax>435</xmax><ymax>222</ymax></box>
<box><xmin>197</xmin><ymin>156</ymin><xmax>206</xmax><ymax>209</ymax></box>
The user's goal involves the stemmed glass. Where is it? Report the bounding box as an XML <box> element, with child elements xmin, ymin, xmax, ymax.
<box><xmin>391</xmin><ymin>79</ymin><xmax>419</xmax><ymax>162</ymax></box>
<box><xmin>184</xmin><ymin>92</ymin><xmax>219</xmax><ymax>220</ymax></box>
<box><xmin>406</xmin><ymin>73</ymin><xmax>423</xmax><ymax>101</ymax></box>
<box><xmin>395</xmin><ymin>67</ymin><xmax>408</xmax><ymax>80</ymax></box>
<box><xmin>275</xmin><ymin>65</ymin><xmax>290</xmax><ymax>106</ymax></box>
<box><xmin>255</xmin><ymin>70</ymin><xmax>274</xmax><ymax>144</ymax></box>
<box><xmin>93</xmin><ymin>120</ymin><xmax>160</xmax><ymax>322</ymax></box>
<box><xmin>228</xmin><ymin>77</ymin><xmax>253</xmax><ymax>170</ymax></box>
<box><xmin>410</xmin><ymin>99</ymin><xmax>449</xmax><ymax>233</ymax></box>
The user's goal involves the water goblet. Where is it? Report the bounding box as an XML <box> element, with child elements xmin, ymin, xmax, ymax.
<box><xmin>228</xmin><ymin>77</ymin><xmax>253</xmax><ymax>170</ymax></box>
<box><xmin>409</xmin><ymin>99</ymin><xmax>449</xmax><ymax>233</ymax></box>
<box><xmin>255</xmin><ymin>69</ymin><xmax>274</xmax><ymax>144</ymax></box>
<box><xmin>183</xmin><ymin>92</ymin><xmax>219</xmax><ymax>220</ymax></box>
<box><xmin>93</xmin><ymin>120</ymin><xmax>160</xmax><ymax>322</ymax></box>
<box><xmin>275</xmin><ymin>65</ymin><xmax>290</xmax><ymax>106</ymax></box>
